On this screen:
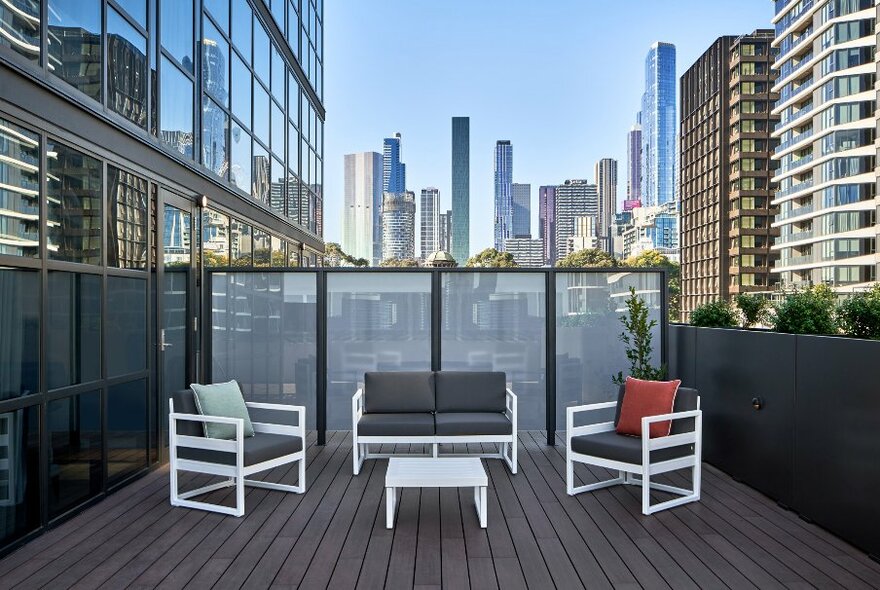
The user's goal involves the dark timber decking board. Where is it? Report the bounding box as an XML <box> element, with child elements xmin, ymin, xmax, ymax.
<box><xmin>1</xmin><ymin>432</ymin><xmax>878</xmax><ymax>589</ymax></box>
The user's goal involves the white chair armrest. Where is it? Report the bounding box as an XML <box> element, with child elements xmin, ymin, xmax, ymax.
<box><xmin>245</xmin><ymin>402</ymin><xmax>306</xmax><ymax>438</ymax></box>
<box><xmin>566</xmin><ymin>401</ymin><xmax>618</xmax><ymax>441</ymax></box>
<box><xmin>505</xmin><ymin>388</ymin><xmax>517</xmax><ymax>431</ymax></box>
<box><xmin>352</xmin><ymin>388</ymin><xmax>364</xmax><ymax>433</ymax></box>
<box><xmin>641</xmin><ymin>410</ymin><xmax>703</xmax><ymax>453</ymax></box>
<box><xmin>170</xmin><ymin>411</ymin><xmax>244</xmax><ymax>427</ymax></box>
<box><xmin>168</xmin><ymin>412</ymin><xmax>244</xmax><ymax>457</ymax></box>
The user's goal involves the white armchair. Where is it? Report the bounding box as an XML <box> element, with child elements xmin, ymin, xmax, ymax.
<box><xmin>565</xmin><ymin>386</ymin><xmax>702</xmax><ymax>515</ymax></box>
<box><xmin>169</xmin><ymin>390</ymin><xmax>306</xmax><ymax>517</ymax></box>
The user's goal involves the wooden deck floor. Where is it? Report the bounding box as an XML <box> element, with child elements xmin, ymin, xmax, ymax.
<box><xmin>1</xmin><ymin>431</ymin><xmax>878</xmax><ymax>589</ymax></box>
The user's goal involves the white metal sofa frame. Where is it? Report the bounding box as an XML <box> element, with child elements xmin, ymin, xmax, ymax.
<box><xmin>352</xmin><ymin>387</ymin><xmax>517</xmax><ymax>476</ymax></box>
<box><xmin>169</xmin><ymin>397</ymin><xmax>306</xmax><ymax>517</ymax></box>
<box><xmin>566</xmin><ymin>394</ymin><xmax>702</xmax><ymax>515</ymax></box>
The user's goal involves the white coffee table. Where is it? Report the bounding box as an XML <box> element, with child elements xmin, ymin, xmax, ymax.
<box><xmin>385</xmin><ymin>457</ymin><xmax>488</xmax><ymax>529</ymax></box>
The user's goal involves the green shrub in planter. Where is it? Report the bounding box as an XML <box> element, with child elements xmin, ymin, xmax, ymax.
<box><xmin>735</xmin><ymin>292</ymin><xmax>769</xmax><ymax>328</ymax></box>
<box><xmin>772</xmin><ymin>285</ymin><xmax>837</xmax><ymax>335</ymax></box>
<box><xmin>690</xmin><ymin>299</ymin><xmax>737</xmax><ymax>328</ymax></box>
<box><xmin>837</xmin><ymin>285</ymin><xmax>880</xmax><ymax>339</ymax></box>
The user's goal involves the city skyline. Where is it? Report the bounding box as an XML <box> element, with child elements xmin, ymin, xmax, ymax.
<box><xmin>323</xmin><ymin>0</ymin><xmax>773</xmax><ymax>254</ymax></box>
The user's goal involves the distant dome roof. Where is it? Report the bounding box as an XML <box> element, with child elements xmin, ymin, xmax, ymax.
<box><xmin>427</xmin><ymin>250</ymin><xmax>454</xmax><ymax>262</ymax></box>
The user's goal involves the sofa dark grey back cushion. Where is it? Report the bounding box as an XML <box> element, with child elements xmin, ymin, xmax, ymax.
<box><xmin>613</xmin><ymin>384</ymin><xmax>699</xmax><ymax>435</ymax></box>
<box><xmin>364</xmin><ymin>371</ymin><xmax>435</xmax><ymax>413</ymax></box>
<box><xmin>435</xmin><ymin>371</ymin><xmax>507</xmax><ymax>413</ymax></box>
<box><xmin>171</xmin><ymin>389</ymin><xmax>204</xmax><ymax>437</ymax></box>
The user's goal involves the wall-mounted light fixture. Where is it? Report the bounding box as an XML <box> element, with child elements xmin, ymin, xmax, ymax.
<box><xmin>751</xmin><ymin>397</ymin><xmax>764</xmax><ymax>410</ymax></box>
<box><xmin>200</xmin><ymin>195</ymin><xmax>209</xmax><ymax>208</ymax></box>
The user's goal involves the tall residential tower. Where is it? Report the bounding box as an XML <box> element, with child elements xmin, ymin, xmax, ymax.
<box><xmin>641</xmin><ymin>42</ymin><xmax>677</xmax><ymax>208</ymax></box>
<box><xmin>451</xmin><ymin>117</ymin><xmax>470</xmax><ymax>262</ymax></box>
<box><xmin>420</xmin><ymin>187</ymin><xmax>440</xmax><ymax>259</ymax></box>
<box><xmin>595</xmin><ymin>158</ymin><xmax>618</xmax><ymax>252</ymax></box>
<box><xmin>494</xmin><ymin>140</ymin><xmax>513</xmax><ymax>250</ymax></box>
<box><xmin>343</xmin><ymin>152</ymin><xmax>383</xmax><ymax>262</ymax></box>
<box><xmin>512</xmin><ymin>183</ymin><xmax>531</xmax><ymax>238</ymax></box>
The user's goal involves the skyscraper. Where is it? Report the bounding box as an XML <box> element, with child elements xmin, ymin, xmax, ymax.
<box><xmin>494</xmin><ymin>140</ymin><xmax>513</xmax><ymax>250</ymax></box>
<box><xmin>419</xmin><ymin>187</ymin><xmax>440</xmax><ymax>259</ymax></box>
<box><xmin>594</xmin><ymin>158</ymin><xmax>618</xmax><ymax>252</ymax></box>
<box><xmin>680</xmin><ymin>31</ymin><xmax>779</xmax><ymax>319</ymax></box>
<box><xmin>383</xmin><ymin>133</ymin><xmax>406</xmax><ymax>193</ymax></box>
<box><xmin>539</xmin><ymin>186</ymin><xmax>557</xmax><ymax>265</ymax></box>
<box><xmin>382</xmin><ymin>191</ymin><xmax>416</xmax><ymax>261</ymax></box>
<box><xmin>438</xmin><ymin>210</ymin><xmax>452</xmax><ymax>252</ymax></box>
<box><xmin>771</xmin><ymin>2</ymin><xmax>877</xmax><ymax>293</ymax></box>
<box><xmin>511</xmin><ymin>183</ymin><xmax>531</xmax><ymax>238</ymax></box>
<box><xmin>555</xmin><ymin>180</ymin><xmax>598</xmax><ymax>261</ymax></box>
<box><xmin>625</xmin><ymin>124</ymin><xmax>642</xmax><ymax>210</ymax></box>
<box><xmin>503</xmin><ymin>238</ymin><xmax>544</xmax><ymax>267</ymax></box>
<box><xmin>343</xmin><ymin>152</ymin><xmax>383</xmax><ymax>262</ymax></box>
<box><xmin>641</xmin><ymin>42</ymin><xmax>677</xmax><ymax>208</ymax></box>
<box><xmin>451</xmin><ymin>117</ymin><xmax>470</xmax><ymax>263</ymax></box>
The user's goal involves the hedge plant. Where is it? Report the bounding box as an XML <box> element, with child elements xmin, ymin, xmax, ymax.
<box><xmin>735</xmin><ymin>293</ymin><xmax>769</xmax><ymax>328</ymax></box>
<box><xmin>836</xmin><ymin>285</ymin><xmax>880</xmax><ymax>339</ymax></box>
<box><xmin>772</xmin><ymin>285</ymin><xmax>837</xmax><ymax>335</ymax></box>
<box><xmin>690</xmin><ymin>300</ymin><xmax>737</xmax><ymax>328</ymax></box>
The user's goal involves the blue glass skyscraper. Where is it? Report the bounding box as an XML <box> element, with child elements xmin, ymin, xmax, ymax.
<box><xmin>451</xmin><ymin>117</ymin><xmax>470</xmax><ymax>263</ymax></box>
<box><xmin>494</xmin><ymin>140</ymin><xmax>513</xmax><ymax>251</ymax></box>
<box><xmin>641</xmin><ymin>42</ymin><xmax>676</xmax><ymax>208</ymax></box>
<box><xmin>383</xmin><ymin>133</ymin><xmax>406</xmax><ymax>193</ymax></box>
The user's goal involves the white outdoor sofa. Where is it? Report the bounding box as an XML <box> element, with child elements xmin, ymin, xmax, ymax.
<box><xmin>566</xmin><ymin>384</ymin><xmax>702</xmax><ymax>515</ymax></box>
<box><xmin>352</xmin><ymin>371</ymin><xmax>517</xmax><ymax>475</ymax></box>
<box><xmin>169</xmin><ymin>388</ymin><xmax>306</xmax><ymax>517</ymax></box>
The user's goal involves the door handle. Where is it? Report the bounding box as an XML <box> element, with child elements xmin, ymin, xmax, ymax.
<box><xmin>160</xmin><ymin>329</ymin><xmax>173</xmax><ymax>351</ymax></box>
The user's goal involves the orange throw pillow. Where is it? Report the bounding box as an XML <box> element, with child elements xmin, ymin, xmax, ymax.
<box><xmin>615</xmin><ymin>377</ymin><xmax>681</xmax><ymax>438</ymax></box>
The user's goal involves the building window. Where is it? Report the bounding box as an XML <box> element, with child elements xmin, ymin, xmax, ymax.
<box><xmin>0</xmin><ymin>118</ymin><xmax>40</xmax><ymax>258</ymax></box>
<box><xmin>252</xmin><ymin>228</ymin><xmax>270</xmax><ymax>267</ymax></box>
<box><xmin>107</xmin><ymin>7</ymin><xmax>148</xmax><ymax>129</ymax></box>
<box><xmin>47</xmin><ymin>272</ymin><xmax>102</xmax><ymax>388</ymax></box>
<box><xmin>203</xmin><ymin>208</ymin><xmax>230</xmax><ymax>266</ymax></box>
<box><xmin>47</xmin><ymin>140</ymin><xmax>103</xmax><ymax>265</ymax></box>
<box><xmin>231</xmin><ymin>219</ymin><xmax>252</xmax><ymax>266</ymax></box>
<box><xmin>202</xmin><ymin>96</ymin><xmax>229</xmax><ymax>178</ymax></box>
<box><xmin>253</xmin><ymin>143</ymin><xmax>270</xmax><ymax>204</ymax></box>
<box><xmin>202</xmin><ymin>18</ymin><xmax>230</xmax><ymax>108</ymax></box>
<box><xmin>0</xmin><ymin>0</ymin><xmax>40</xmax><ymax>62</ymax></box>
<box><xmin>0</xmin><ymin>269</ymin><xmax>40</xmax><ymax>399</ymax></box>
<box><xmin>230</xmin><ymin>123</ymin><xmax>251</xmax><ymax>193</ymax></box>
<box><xmin>47</xmin><ymin>390</ymin><xmax>102</xmax><ymax>518</ymax></box>
<box><xmin>160</xmin><ymin>57</ymin><xmax>194</xmax><ymax>159</ymax></box>
<box><xmin>107</xmin><ymin>166</ymin><xmax>148</xmax><ymax>269</ymax></box>
<box><xmin>160</xmin><ymin>0</ymin><xmax>193</xmax><ymax>73</ymax></box>
<box><xmin>48</xmin><ymin>0</ymin><xmax>102</xmax><ymax>100</ymax></box>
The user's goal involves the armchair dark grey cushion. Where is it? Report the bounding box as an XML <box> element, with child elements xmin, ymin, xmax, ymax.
<box><xmin>363</xmin><ymin>371</ymin><xmax>435</xmax><ymax>413</ymax></box>
<box><xmin>435</xmin><ymin>371</ymin><xmax>507</xmax><ymax>413</ymax></box>
<box><xmin>177</xmin><ymin>433</ymin><xmax>303</xmax><ymax>466</ymax></box>
<box><xmin>570</xmin><ymin>431</ymin><xmax>691</xmax><ymax>464</ymax></box>
<box><xmin>171</xmin><ymin>389</ymin><xmax>203</xmax><ymax>437</ymax></box>
<box><xmin>434</xmin><ymin>412</ymin><xmax>512</xmax><ymax>436</ymax></box>
<box><xmin>357</xmin><ymin>413</ymin><xmax>435</xmax><ymax>436</ymax></box>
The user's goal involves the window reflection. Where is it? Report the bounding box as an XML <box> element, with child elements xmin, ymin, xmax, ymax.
<box><xmin>271</xmin><ymin>235</ymin><xmax>285</xmax><ymax>266</ymax></box>
<box><xmin>0</xmin><ymin>0</ymin><xmax>40</xmax><ymax>62</ymax></box>
<box><xmin>115</xmin><ymin>0</ymin><xmax>146</xmax><ymax>27</ymax></box>
<box><xmin>287</xmin><ymin>170</ymin><xmax>300</xmax><ymax>224</ymax></box>
<box><xmin>47</xmin><ymin>272</ymin><xmax>101</xmax><ymax>389</ymax></box>
<box><xmin>253</xmin><ymin>83</ymin><xmax>270</xmax><ymax>147</ymax></box>
<box><xmin>160</xmin><ymin>0</ymin><xmax>193</xmax><ymax>72</ymax></box>
<box><xmin>107</xmin><ymin>7</ymin><xmax>147</xmax><ymax>128</ymax></box>
<box><xmin>270</xmin><ymin>157</ymin><xmax>285</xmax><ymax>217</ymax></box>
<box><xmin>204</xmin><ymin>0</ymin><xmax>229</xmax><ymax>34</ymax></box>
<box><xmin>231</xmin><ymin>219</ymin><xmax>252</xmax><ymax>266</ymax></box>
<box><xmin>231</xmin><ymin>0</ymin><xmax>251</xmax><ymax>63</ymax></box>
<box><xmin>163</xmin><ymin>205</ymin><xmax>191</xmax><ymax>266</ymax></box>
<box><xmin>46</xmin><ymin>140</ymin><xmax>102</xmax><ymax>265</ymax></box>
<box><xmin>0</xmin><ymin>406</ymin><xmax>40</xmax><ymax>548</ymax></box>
<box><xmin>271</xmin><ymin>101</ymin><xmax>285</xmax><ymax>161</ymax></box>
<box><xmin>230</xmin><ymin>123</ymin><xmax>251</xmax><ymax>193</ymax></box>
<box><xmin>253</xmin><ymin>143</ymin><xmax>270</xmax><ymax>205</ymax></box>
<box><xmin>160</xmin><ymin>57</ymin><xmax>194</xmax><ymax>159</ymax></box>
<box><xmin>202</xmin><ymin>97</ymin><xmax>228</xmax><ymax>178</ymax></box>
<box><xmin>48</xmin><ymin>391</ymin><xmax>102</xmax><ymax>518</ymax></box>
<box><xmin>106</xmin><ymin>276</ymin><xmax>147</xmax><ymax>377</ymax></box>
<box><xmin>108</xmin><ymin>379</ymin><xmax>148</xmax><ymax>482</ymax></box>
<box><xmin>203</xmin><ymin>208</ymin><xmax>230</xmax><ymax>266</ymax></box>
<box><xmin>231</xmin><ymin>52</ymin><xmax>251</xmax><ymax>128</ymax></box>
<box><xmin>287</xmin><ymin>240</ymin><xmax>300</xmax><ymax>266</ymax></box>
<box><xmin>0</xmin><ymin>269</ymin><xmax>40</xmax><ymax>400</ymax></box>
<box><xmin>202</xmin><ymin>19</ymin><xmax>229</xmax><ymax>108</ymax></box>
<box><xmin>0</xmin><ymin>118</ymin><xmax>40</xmax><ymax>257</ymax></box>
<box><xmin>253</xmin><ymin>227</ymin><xmax>270</xmax><ymax>267</ymax></box>
<box><xmin>48</xmin><ymin>0</ymin><xmax>102</xmax><ymax>100</ymax></box>
<box><xmin>253</xmin><ymin>18</ymin><xmax>269</xmax><ymax>83</ymax></box>
<box><xmin>107</xmin><ymin>165</ymin><xmax>148</xmax><ymax>269</ymax></box>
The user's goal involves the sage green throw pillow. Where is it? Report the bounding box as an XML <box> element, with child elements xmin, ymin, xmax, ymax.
<box><xmin>190</xmin><ymin>381</ymin><xmax>255</xmax><ymax>439</ymax></box>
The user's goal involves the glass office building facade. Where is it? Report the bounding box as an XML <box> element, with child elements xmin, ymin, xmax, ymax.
<box><xmin>641</xmin><ymin>42</ymin><xmax>677</xmax><ymax>208</ymax></box>
<box><xmin>0</xmin><ymin>0</ymin><xmax>323</xmax><ymax>554</ymax></box>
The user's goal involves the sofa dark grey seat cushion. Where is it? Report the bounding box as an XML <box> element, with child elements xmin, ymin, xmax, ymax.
<box><xmin>357</xmin><ymin>413</ymin><xmax>435</xmax><ymax>436</ymax></box>
<box><xmin>435</xmin><ymin>412</ymin><xmax>512</xmax><ymax>436</ymax></box>
<box><xmin>171</xmin><ymin>389</ymin><xmax>204</xmax><ymax>437</ymax></box>
<box><xmin>613</xmin><ymin>384</ymin><xmax>698</xmax><ymax>435</ymax></box>
<box><xmin>435</xmin><ymin>371</ymin><xmax>506</xmax><ymax>413</ymax></box>
<box><xmin>570</xmin><ymin>431</ymin><xmax>692</xmax><ymax>464</ymax></box>
<box><xmin>364</xmin><ymin>372</ymin><xmax>435</xmax><ymax>413</ymax></box>
<box><xmin>177</xmin><ymin>433</ymin><xmax>303</xmax><ymax>466</ymax></box>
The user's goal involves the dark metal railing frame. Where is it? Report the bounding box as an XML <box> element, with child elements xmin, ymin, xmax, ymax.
<box><xmin>203</xmin><ymin>266</ymin><xmax>668</xmax><ymax>446</ymax></box>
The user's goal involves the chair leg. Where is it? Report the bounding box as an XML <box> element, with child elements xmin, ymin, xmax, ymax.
<box><xmin>566</xmin><ymin>454</ymin><xmax>574</xmax><ymax>494</ymax></box>
<box><xmin>641</xmin><ymin>469</ymin><xmax>651</xmax><ymax>515</ymax></box>
<box><xmin>299</xmin><ymin>455</ymin><xmax>307</xmax><ymax>493</ymax></box>
<box><xmin>235</xmin><ymin>472</ymin><xmax>245</xmax><ymax>517</ymax></box>
<box><xmin>353</xmin><ymin>437</ymin><xmax>360</xmax><ymax>475</ymax></box>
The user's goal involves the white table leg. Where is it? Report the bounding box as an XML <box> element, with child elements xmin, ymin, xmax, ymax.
<box><xmin>473</xmin><ymin>485</ymin><xmax>487</xmax><ymax>528</ymax></box>
<box><xmin>386</xmin><ymin>487</ymin><xmax>396</xmax><ymax>529</ymax></box>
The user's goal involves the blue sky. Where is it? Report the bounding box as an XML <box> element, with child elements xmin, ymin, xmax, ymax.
<box><xmin>322</xmin><ymin>0</ymin><xmax>774</xmax><ymax>254</ymax></box>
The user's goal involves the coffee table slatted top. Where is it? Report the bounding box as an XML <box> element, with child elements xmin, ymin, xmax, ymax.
<box><xmin>385</xmin><ymin>457</ymin><xmax>487</xmax><ymax>488</ymax></box>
